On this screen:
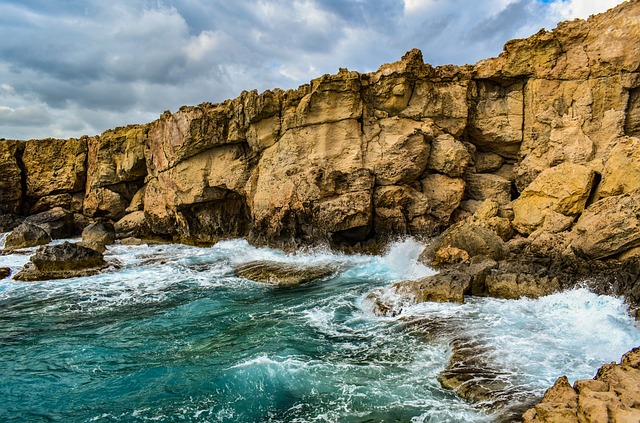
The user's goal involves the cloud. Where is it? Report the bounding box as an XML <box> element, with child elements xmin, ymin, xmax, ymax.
<box><xmin>0</xmin><ymin>0</ymin><xmax>625</xmax><ymax>140</ymax></box>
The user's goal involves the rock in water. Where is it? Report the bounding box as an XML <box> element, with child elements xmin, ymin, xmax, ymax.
<box><xmin>234</xmin><ymin>260</ymin><xmax>334</xmax><ymax>286</ymax></box>
<box><xmin>13</xmin><ymin>242</ymin><xmax>107</xmax><ymax>281</ymax></box>
<box><xmin>81</xmin><ymin>222</ymin><xmax>116</xmax><ymax>252</ymax></box>
<box><xmin>3</xmin><ymin>222</ymin><xmax>52</xmax><ymax>250</ymax></box>
<box><xmin>522</xmin><ymin>347</ymin><xmax>640</xmax><ymax>423</ymax></box>
<box><xmin>0</xmin><ymin>267</ymin><xmax>10</xmax><ymax>279</ymax></box>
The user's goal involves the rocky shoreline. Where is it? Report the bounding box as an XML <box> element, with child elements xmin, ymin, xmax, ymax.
<box><xmin>2</xmin><ymin>1</ymin><xmax>640</xmax><ymax>421</ymax></box>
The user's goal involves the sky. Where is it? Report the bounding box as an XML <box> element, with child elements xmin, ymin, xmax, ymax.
<box><xmin>0</xmin><ymin>0</ymin><xmax>623</xmax><ymax>140</ymax></box>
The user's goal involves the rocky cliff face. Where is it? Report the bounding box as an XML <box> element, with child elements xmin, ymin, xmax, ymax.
<box><xmin>1</xmin><ymin>1</ymin><xmax>640</xmax><ymax>258</ymax></box>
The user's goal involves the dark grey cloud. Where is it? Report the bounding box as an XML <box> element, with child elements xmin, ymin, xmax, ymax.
<box><xmin>0</xmin><ymin>0</ymin><xmax>622</xmax><ymax>140</ymax></box>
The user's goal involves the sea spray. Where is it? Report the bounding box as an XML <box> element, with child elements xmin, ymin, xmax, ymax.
<box><xmin>0</xmin><ymin>238</ymin><xmax>638</xmax><ymax>422</ymax></box>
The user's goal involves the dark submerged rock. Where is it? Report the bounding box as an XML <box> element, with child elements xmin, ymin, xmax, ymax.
<box><xmin>13</xmin><ymin>242</ymin><xmax>107</xmax><ymax>281</ymax></box>
<box><xmin>234</xmin><ymin>260</ymin><xmax>335</xmax><ymax>286</ymax></box>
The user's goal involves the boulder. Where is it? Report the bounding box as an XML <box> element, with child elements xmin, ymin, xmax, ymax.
<box><xmin>392</xmin><ymin>270</ymin><xmax>472</xmax><ymax>303</ymax></box>
<box><xmin>512</xmin><ymin>163</ymin><xmax>594</xmax><ymax>235</ymax></box>
<box><xmin>3</xmin><ymin>223</ymin><xmax>51</xmax><ymax>250</ymax></box>
<box><xmin>13</xmin><ymin>242</ymin><xmax>107</xmax><ymax>281</ymax></box>
<box><xmin>24</xmin><ymin>207</ymin><xmax>75</xmax><ymax>239</ymax></box>
<box><xmin>523</xmin><ymin>347</ymin><xmax>640</xmax><ymax>423</ymax></box>
<box><xmin>234</xmin><ymin>260</ymin><xmax>335</xmax><ymax>286</ymax></box>
<box><xmin>570</xmin><ymin>190</ymin><xmax>640</xmax><ymax>259</ymax></box>
<box><xmin>426</xmin><ymin>134</ymin><xmax>471</xmax><ymax>177</ymax></box>
<box><xmin>474</xmin><ymin>151</ymin><xmax>505</xmax><ymax>173</ymax></box>
<box><xmin>114</xmin><ymin>211</ymin><xmax>150</xmax><ymax>239</ymax></box>
<box><xmin>465</xmin><ymin>173</ymin><xmax>512</xmax><ymax>205</ymax></box>
<box><xmin>81</xmin><ymin>222</ymin><xmax>116</xmax><ymax>252</ymax></box>
<box><xmin>0</xmin><ymin>267</ymin><xmax>10</xmax><ymax>279</ymax></box>
<box><xmin>423</xmin><ymin>221</ymin><xmax>509</xmax><ymax>266</ymax></box>
<box><xmin>420</xmin><ymin>174</ymin><xmax>466</xmax><ymax>225</ymax></box>
<box><xmin>594</xmin><ymin>136</ymin><xmax>640</xmax><ymax>200</ymax></box>
<box><xmin>485</xmin><ymin>272</ymin><xmax>560</xmax><ymax>300</ymax></box>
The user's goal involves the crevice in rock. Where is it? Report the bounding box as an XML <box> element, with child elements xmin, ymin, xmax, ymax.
<box><xmin>13</xmin><ymin>142</ymin><xmax>28</xmax><ymax>216</ymax></box>
<box><xmin>585</xmin><ymin>171</ymin><xmax>602</xmax><ymax>208</ymax></box>
<box><xmin>624</xmin><ymin>86</ymin><xmax>640</xmax><ymax>136</ymax></box>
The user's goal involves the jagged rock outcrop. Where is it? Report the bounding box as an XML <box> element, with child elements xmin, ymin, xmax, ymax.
<box><xmin>522</xmin><ymin>347</ymin><xmax>640</xmax><ymax>423</ymax></box>
<box><xmin>0</xmin><ymin>2</ymin><xmax>639</xmax><ymax>263</ymax></box>
<box><xmin>13</xmin><ymin>242</ymin><xmax>108</xmax><ymax>281</ymax></box>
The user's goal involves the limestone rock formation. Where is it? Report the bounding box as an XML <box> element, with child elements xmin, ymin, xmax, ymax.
<box><xmin>571</xmin><ymin>190</ymin><xmax>640</xmax><ymax>259</ymax></box>
<box><xmin>0</xmin><ymin>1</ymin><xmax>638</xmax><ymax>261</ymax></box>
<box><xmin>3</xmin><ymin>222</ymin><xmax>51</xmax><ymax>250</ymax></box>
<box><xmin>0</xmin><ymin>140</ymin><xmax>23</xmax><ymax>214</ymax></box>
<box><xmin>522</xmin><ymin>347</ymin><xmax>640</xmax><ymax>423</ymax></box>
<box><xmin>234</xmin><ymin>260</ymin><xmax>335</xmax><ymax>286</ymax></box>
<box><xmin>423</xmin><ymin>221</ymin><xmax>509</xmax><ymax>266</ymax></box>
<box><xmin>512</xmin><ymin>162</ymin><xmax>595</xmax><ymax>235</ymax></box>
<box><xmin>13</xmin><ymin>242</ymin><xmax>107</xmax><ymax>281</ymax></box>
<box><xmin>81</xmin><ymin>222</ymin><xmax>116</xmax><ymax>253</ymax></box>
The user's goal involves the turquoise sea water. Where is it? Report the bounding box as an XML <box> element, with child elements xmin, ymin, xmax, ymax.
<box><xmin>1</xmin><ymin>238</ymin><xmax>639</xmax><ymax>422</ymax></box>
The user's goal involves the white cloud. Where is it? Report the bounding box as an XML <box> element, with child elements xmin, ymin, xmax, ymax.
<box><xmin>0</xmin><ymin>0</ymin><xmax>629</xmax><ymax>140</ymax></box>
<box><xmin>548</xmin><ymin>0</ymin><xmax>622</xmax><ymax>20</ymax></box>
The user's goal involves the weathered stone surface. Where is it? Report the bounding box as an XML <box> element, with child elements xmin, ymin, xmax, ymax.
<box><xmin>13</xmin><ymin>242</ymin><xmax>107</xmax><ymax>281</ymax></box>
<box><xmin>373</xmin><ymin>185</ymin><xmax>431</xmax><ymax>236</ymax></box>
<box><xmin>114</xmin><ymin>211</ymin><xmax>150</xmax><ymax>240</ymax></box>
<box><xmin>0</xmin><ymin>213</ymin><xmax>24</xmax><ymax>233</ymax></box>
<box><xmin>425</xmin><ymin>221</ymin><xmax>509</xmax><ymax>266</ymax></box>
<box><xmin>571</xmin><ymin>190</ymin><xmax>640</xmax><ymax>259</ymax></box>
<box><xmin>474</xmin><ymin>151</ymin><xmax>504</xmax><ymax>173</ymax></box>
<box><xmin>0</xmin><ymin>267</ymin><xmax>9</xmax><ymax>279</ymax></box>
<box><xmin>234</xmin><ymin>260</ymin><xmax>334</xmax><ymax>286</ymax></box>
<box><xmin>426</xmin><ymin>134</ymin><xmax>471</xmax><ymax>178</ymax></box>
<box><xmin>420</xmin><ymin>174</ymin><xmax>465</xmax><ymax>226</ymax></box>
<box><xmin>22</xmin><ymin>138</ymin><xmax>87</xmax><ymax>202</ymax></box>
<box><xmin>0</xmin><ymin>140</ymin><xmax>23</xmax><ymax>214</ymax></box>
<box><xmin>523</xmin><ymin>347</ymin><xmax>640</xmax><ymax>423</ymax></box>
<box><xmin>81</xmin><ymin>222</ymin><xmax>115</xmax><ymax>253</ymax></box>
<box><xmin>467</xmin><ymin>80</ymin><xmax>524</xmax><ymax>159</ymax></box>
<box><xmin>3</xmin><ymin>222</ymin><xmax>51</xmax><ymax>250</ymax></box>
<box><xmin>594</xmin><ymin>136</ymin><xmax>640</xmax><ymax>200</ymax></box>
<box><xmin>366</xmin><ymin>117</ymin><xmax>434</xmax><ymax>186</ymax></box>
<box><xmin>485</xmin><ymin>271</ymin><xmax>559</xmax><ymax>300</ymax></box>
<box><xmin>393</xmin><ymin>270</ymin><xmax>472</xmax><ymax>304</ymax></box>
<box><xmin>24</xmin><ymin>207</ymin><xmax>75</xmax><ymax>239</ymax></box>
<box><xmin>512</xmin><ymin>162</ymin><xmax>594</xmax><ymax>235</ymax></box>
<box><xmin>465</xmin><ymin>173</ymin><xmax>512</xmax><ymax>205</ymax></box>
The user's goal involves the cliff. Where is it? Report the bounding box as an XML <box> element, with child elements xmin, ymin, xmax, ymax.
<box><xmin>1</xmin><ymin>1</ymin><xmax>640</xmax><ymax>261</ymax></box>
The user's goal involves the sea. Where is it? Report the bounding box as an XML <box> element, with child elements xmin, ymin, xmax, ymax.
<box><xmin>1</xmin><ymin>236</ymin><xmax>639</xmax><ymax>422</ymax></box>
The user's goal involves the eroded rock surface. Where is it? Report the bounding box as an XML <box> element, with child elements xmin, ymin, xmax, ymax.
<box><xmin>523</xmin><ymin>347</ymin><xmax>640</xmax><ymax>423</ymax></box>
<box><xmin>234</xmin><ymin>260</ymin><xmax>335</xmax><ymax>286</ymax></box>
<box><xmin>13</xmin><ymin>242</ymin><xmax>107</xmax><ymax>281</ymax></box>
